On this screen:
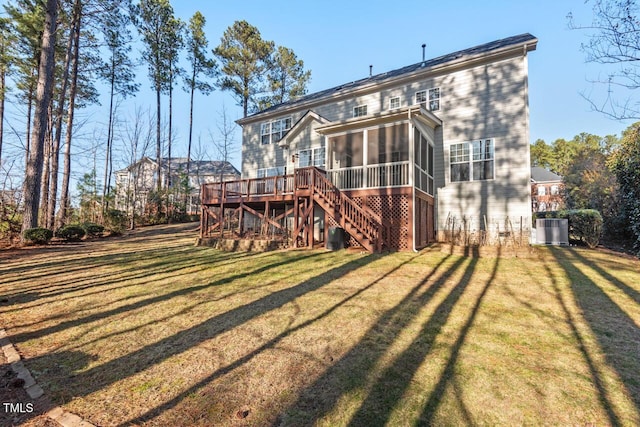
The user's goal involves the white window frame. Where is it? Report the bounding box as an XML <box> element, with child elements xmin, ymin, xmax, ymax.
<box><xmin>297</xmin><ymin>146</ymin><xmax>326</xmax><ymax>168</ymax></box>
<box><xmin>353</xmin><ymin>104</ymin><xmax>368</xmax><ymax>117</ymax></box>
<box><xmin>389</xmin><ymin>96</ymin><xmax>400</xmax><ymax>110</ymax></box>
<box><xmin>257</xmin><ymin>166</ymin><xmax>285</xmax><ymax>178</ymax></box>
<box><xmin>415</xmin><ymin>87</ymin><xmax>441</xmax><ymax>111</ymax></box>
<box><xmin>260</xmin><ymin>117</ymin><xmax>292</xmax><ymax>145</ymax></box>
<box><xmin>428</xmin><ymin>87</ymin><xmax>440</xmax><ymax>111</ymax></box>
<box><xmin>550</xmin><ymin>185</ymin><xmax>559</xmax><ymax>195</ymax></box>
<box><xmin>538</xmin><ymin>186</ymin><xmax>547</xmax><ymax>196</ymax></box>
<box><xmin>449</xmin><ymin>139</ymin><xmax>495</xmax><ymax>183</ymax></box>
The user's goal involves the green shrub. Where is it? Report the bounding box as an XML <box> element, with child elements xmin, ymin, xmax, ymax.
<box><xmin>540</xmin><ymin>209</ymin><xmax>603</xmax><ymax>248</ymax></box>
<box><xmin>55</xmin><ymin>224</ymin><xmax>86</xmax><ymax>241</ymax></box>
<box><xmin>82</xmin><ymin>222</ymin><xmax>104</xmax><ymax>236</ymax></box>
<box><xmin>104</xmin><ymin>209</ymin><xmax>127</xmax><ymax>234</ymax></box>
<box><xmin>567</xmin><ymin>209</ymin><xmax>603</xmax><ymax>248</ymax></box>
<box><xmin>23</xmin><ymin>227</ymin><xmax>53</xmax><ymax>244</ymax></box>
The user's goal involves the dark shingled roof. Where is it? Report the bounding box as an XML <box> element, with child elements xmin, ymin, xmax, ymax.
<box><xmin>247</xmin><ymin>33</ymin><xmax>537</xmax><ymax>120</ymax></box>
<box><xmin>118</xmin><ymin>157</ymin><xmax>240</xmax><ymax>176</ymax></box>
<box><xmin>531</xmin><ymin>167</ymin><xmax>562</xmax><ymax>183</ymax></box>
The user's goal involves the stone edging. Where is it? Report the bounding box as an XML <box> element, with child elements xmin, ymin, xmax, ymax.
<box><xmin>0</xmin><ymin>328</ymin><xmax>96</xmax><ymax>427</ymax></box>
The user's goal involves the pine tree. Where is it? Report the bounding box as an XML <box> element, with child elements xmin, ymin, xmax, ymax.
<box><xmin>184</xmin><ymin>11</ymin><xmax>216</xmax><ymax>178</ymax></box>
<box><xmin>214</xmin><ymin>20</ymin><xmax>274</xmax><ymax>118</ymax></box>
<box><xmin>132</xmin><ymin>0</ymin><xmax>175</xmax><ymax>193</ymax></box>
<box><xmin>21</xmin><ymin>0</ymin><xmax>58</xmax><ymax>233</ymax></box>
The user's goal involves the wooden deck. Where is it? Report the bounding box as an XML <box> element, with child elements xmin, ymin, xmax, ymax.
<box><xmin>200</xmin><ymin>167</ymin><xmax>386</xmax><ymax>252</ymax></box>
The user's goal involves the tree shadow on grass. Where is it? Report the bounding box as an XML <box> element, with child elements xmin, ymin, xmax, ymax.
<box><xmin>28</xmin><ymin>251</ymin><xmax>381</xmax><ymax>412</ymax></box>
<box><xmin>277</xmin><ymin>251</ymin><xmax>476</xmax><ymax>426</ymax></box>
<box><xmin>548</xmin><ymin>247</ymin><xmax>640</xmax><ymax>426</ymax></box>
<box><xmin>10</xmin><ymin>251</ymin><xmax>326</xmax><ymax>345</ymax></box>
<box><xmin>122</xmin><ymin>252</ymin><xmax>424</xmax><ymax>425</ymax></box>
<box><xmin>0</xmin><ymin>250</ymin><xmax>248</xmax><ymax>317</ymax></box>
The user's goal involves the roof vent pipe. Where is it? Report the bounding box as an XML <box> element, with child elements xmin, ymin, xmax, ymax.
<box><xmin>422</xmin><ymin>43</ymin><xmax>426</xmax><ymax>62</ymax></box>
<box><xmin>369</xmin><ymin>65</ymin><xmax>372</xmax><ymax>77</ymax></box>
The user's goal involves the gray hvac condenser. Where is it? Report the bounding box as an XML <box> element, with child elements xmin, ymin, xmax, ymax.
<box><xmin>535</xmin><ymin>218</ymin><xmax>569</xmax><ymax>245</ymax></box>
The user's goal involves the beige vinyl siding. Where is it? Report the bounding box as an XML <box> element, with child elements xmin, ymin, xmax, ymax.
<box><xmin>434</xmin><ymin>55</ymin><xmax>531</xmax><ymax>233</ymax></box>
<box><xmin>240</xmin><ymin>50</ymin><xmax>532</xmax><ymax>235</ymax></box>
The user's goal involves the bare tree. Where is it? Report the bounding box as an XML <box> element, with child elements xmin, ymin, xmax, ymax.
<box><xmin>210</xmin><ymin>104</ymin><xmax>238</xmax><ymax>183</ymax></box>
<box><xmin>120</xmin><ymin>106</ymin><xmax>153</xmax><ymax>229</ymax></box>
<box><xmin>570</xmin><ymin>0</ymin><xmax>640</xmax><ymax>119</ymax></box>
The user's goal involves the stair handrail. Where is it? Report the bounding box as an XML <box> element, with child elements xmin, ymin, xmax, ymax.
<box><xmin>307</xmin><ymin>167</ymin><xmax>382</xmax><ymax>248</ymax></box>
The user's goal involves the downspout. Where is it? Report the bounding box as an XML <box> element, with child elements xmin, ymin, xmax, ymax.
<box><xmin>409</xmin><ymin>108</ymin><xmax>418</xmax><ymax>253</ymax></box>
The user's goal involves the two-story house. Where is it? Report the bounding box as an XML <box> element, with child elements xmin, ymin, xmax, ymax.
<box><xmin>115</xmin><ymin>157</ymin><xmax>240</xmax><ymax>215</ymax></box>
<box><xmin>531</xmin><ymin>166</ymin><xmax>564</xmax><ymax>212</ymax></box>
<box><xmin>201</xmin><ymin>34</ymin><xmax>537</xmax><ymax>251</ymax></box>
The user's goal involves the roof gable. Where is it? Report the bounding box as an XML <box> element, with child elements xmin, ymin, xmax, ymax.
<box><xmin>531</xmin><ymin>167</ymin><xmax>562</xmax><ymax>183</ymax></box>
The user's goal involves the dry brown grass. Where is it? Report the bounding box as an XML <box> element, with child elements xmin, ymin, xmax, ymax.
<box><xmin>1</xmin><ymin>223</ymin><xmax>639</xmax><ymax>426</ymax></box>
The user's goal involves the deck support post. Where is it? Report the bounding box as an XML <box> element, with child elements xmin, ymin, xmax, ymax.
<box><xmin>293</xmin><ymin>197</ymin><xmax>299</xmax><ymax>248</ymax></box>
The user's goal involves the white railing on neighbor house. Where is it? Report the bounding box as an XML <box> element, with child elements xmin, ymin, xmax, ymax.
<box><xmin>327</xmin><ymin>161</ymin><xmax>410</xmax><ymax>190</ymax></box>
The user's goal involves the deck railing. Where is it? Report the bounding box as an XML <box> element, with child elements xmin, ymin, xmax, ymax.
<box><xmin>202</xmin><ymin>174</ymin><xmax>295</xmax><ymax>202</ymax></box>
<box><xmin>202</xmin><ymin>161</ymin><xmax>411</xmax><ymax>203</ymax></box>
<box><xmin>326</xmin><ymin>161</ymin><xmax>410</xmax><ymax>190</ymax></box>
<box><xmin>297</xmin><ymin>167</ymin><xmax>382</xmax><ymax>251</ymax></box>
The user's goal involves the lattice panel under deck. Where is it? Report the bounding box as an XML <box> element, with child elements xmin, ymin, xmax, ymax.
<box><xmin>329</xmin><ymin>193</ymin><xmax>410</xmax><ymax>250</ymax></box>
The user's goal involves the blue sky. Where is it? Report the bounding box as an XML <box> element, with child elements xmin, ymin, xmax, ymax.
<box><xmin>1</xmin><ymin>0</ymin><xmax>633</xmax><ymax>176</ymax></box>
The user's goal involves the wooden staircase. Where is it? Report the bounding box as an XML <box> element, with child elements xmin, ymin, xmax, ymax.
<box><xmin>296</xmin><ymin>168</ymin><xmax>385</xmax><ymax>252</ymax></box>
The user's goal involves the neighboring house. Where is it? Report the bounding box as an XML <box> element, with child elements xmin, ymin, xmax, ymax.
<box><xmin>115</xmin><ymin>157</ymin><xmax>240</xmax><ymax>215</ymax></box>
<box><xmin>531</xmin><ymin>166</ymin><xmax>564</xmax><ymax>213</ymax></box>
<box><xmin>201</xmin><ymin>33</ymin><xmax>537</xmax><ymax>251</ymax></box>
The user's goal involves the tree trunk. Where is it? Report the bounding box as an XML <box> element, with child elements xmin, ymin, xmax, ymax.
<box><xmin>39</xmin><ymin>106</ymin><xmax>52</xmax><ymax>226</ymax></box>
<box><xmin>102</xmin><ymin>61</ymin><xmax>116</xmax><ymax>219</ymax></box>
<box><xmin>56</xmin><ymin>0</ymin><xmax>81</xmax><ymax>229</ymax></box>
<box><xmin>48</xmin><ymin>14</ymin><xmax>76</xmax><ymax>229</ymax></box>
<box><xmin>156</xmin><ymin>88</ymin><xmax>161</xmax><ymax>192</ymax></box>
<box><xmin>0</xmin><ymin>57</ymin><xmax>4</xmax><ymax>169</ymax></box>
<box><xmin>22</xmin><ymin>0</ymin><xmax>58</xmax><ymax>233</ymax></box>
<box><xmin>186</xmin><ymin>68</ymin><xmax>196</xmax><ymax>178</ymax></box>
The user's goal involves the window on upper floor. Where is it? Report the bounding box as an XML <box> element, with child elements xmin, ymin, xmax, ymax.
<box><xmin>389</xmin><ymin>96</ymin><xmax>400</xmax><ymax>110</ymax></box>
<box><xmin>415</xmin><ymin>88</ymin><xmax>440</xmax><ymax>111</ymax></box>
<box><xmin>261</xmin><ymin>117</ymin><xmax>292</xmax><ymax>145</ymax></box>
<box><xmin>538</xmin><ymin>186</ymin><xmax>546</xmax><ymax>196</ymax></box>
<box><xmin>450</xmin><ymin>139</ymin><xmax>494</xmax><ymax>182</ymax></box>
<box><xmin>353</xmin><ymin>104</ymin><xmax>368</xmax><ymax>117</ymax></box>
<box><xmin>550</xmin><ymin>185</ymin><xmax>559</xmax><ymax>195</ymax></box>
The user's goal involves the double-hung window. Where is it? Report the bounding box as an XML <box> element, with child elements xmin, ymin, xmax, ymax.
<box><xmin>297</xmin><ymin>146</ymin><xmax>326</xmax><ymax>168</ymax></box>
<box><xmin>449</xmin><ymin>139</ymin><xmax>494</xmax><ymax>182</ymax></box>
<box><xmin>261</xmin><ymin>117</ymin><xmax>292</xmax><ymax>145</ymax></box>
<box><xmin>353</xmin><ymin>105</ymin><xmax>368</xmax><ymax>117</ymax></box>
<box><xmin>415</xmin><ymin>88</ymin><xmax>440</xmax><ymax>111</ymax></box>
<box><xmin>389</xmin><ymin>96</ymin><xmax>400</xmax><ymax>110</ymax></box>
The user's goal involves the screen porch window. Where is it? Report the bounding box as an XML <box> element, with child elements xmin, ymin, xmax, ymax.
<box><xmin>450</xmin><ymin>139</ymin><xmax>494</xmax><ymax>182</ymax></box>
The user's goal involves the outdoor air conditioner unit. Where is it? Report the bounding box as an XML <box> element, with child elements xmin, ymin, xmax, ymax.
<box><xmin>536</xmin><ymin>218</ymin><xmax>569</xmax><ymax>245</ymax></box>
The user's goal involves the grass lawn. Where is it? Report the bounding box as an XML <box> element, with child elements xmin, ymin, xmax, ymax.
<box><xmin>0</xmin><ymin>223</ymin><xmax>639</xmax><ymax>426</ymax></box>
